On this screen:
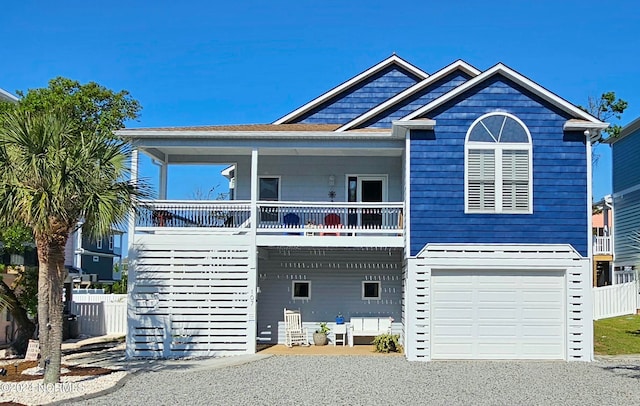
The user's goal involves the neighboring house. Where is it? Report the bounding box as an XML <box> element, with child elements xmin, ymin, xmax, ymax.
<box><xmin>121</xmin><ymin>55</ymin><xmax>606</xmax><ymax>361</ymax></box>
<box><xmin>592</xmin><ymin>197</ymin><xmax>613</xmax><ymax>286</ymax></box>
<box><xmin>609</xmin><ymin>117</ymin><xmax>640</xmax><ymax>282</ymax></box>
<box><xmin>64</xmin><ymin>223</ymin><xmax>123</xmax><ymax>284</ymax></box>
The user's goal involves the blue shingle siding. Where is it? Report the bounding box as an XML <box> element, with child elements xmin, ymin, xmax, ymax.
<box><xmin>292</xmin><ymin>65</ymin><xmax>422</xmax><ymax>124</ymax></box>
<box><xmin>409</xmin><ymin>76</ymin><xmax>588</xmax><ymax>256</ymax></box>
<box><xmin>613</xmin><ymin>188</ymin><xmax>640</xmax><ymax>266</ymax></box>
<box><xmin>357</xmin><ymin>71</ymin><xmax>472</xmax><ymax>129</ymax></box>
<box><xmin>612</xmin><ymin>130</ymin><xmax>640</xmax><ymax>193</ymax></box>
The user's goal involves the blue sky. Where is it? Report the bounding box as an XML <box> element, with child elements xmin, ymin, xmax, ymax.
<box><xmin>2</xmin><ymin>0</ymin><xmax>639</xmax><ymax>201</ymax></box>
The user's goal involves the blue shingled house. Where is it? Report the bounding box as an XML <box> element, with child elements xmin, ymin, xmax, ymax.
<box><xmin>609</xmin><ymin>117</ymin><xmax>640</xmax><ymax>277</ymax></box>
<box><xmin>120</xmin><ymin>55</ymin><xmax>605</xmax><ymax>361</ymax></box>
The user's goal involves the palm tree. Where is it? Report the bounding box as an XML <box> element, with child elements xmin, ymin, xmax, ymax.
<box><xmin>0</xmin><ymin>109</ymin><xmax>143</xmax><ymax>383</ymax></box>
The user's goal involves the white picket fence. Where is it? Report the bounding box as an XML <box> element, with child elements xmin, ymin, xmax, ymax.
<box><xmin>71</xmin><ymin>294</ymin><xmax>127</xmax><ymax>336</ymax></box>
<box><xmin>593</xmin><ymin>282</ymin><xmax>639</xmax><ymax>320</ymax></box>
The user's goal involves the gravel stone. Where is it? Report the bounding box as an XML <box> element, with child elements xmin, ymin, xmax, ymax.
<box><xmin>72</xmin><ymin>356</ymin><xmax>640</xmax><ymax>406</ymax></box>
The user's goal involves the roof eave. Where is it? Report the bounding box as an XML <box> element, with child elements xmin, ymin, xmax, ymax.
<box><xmin>117</xmin><ymin>130</ymin><xmax>395</xmax><ymax>139</ymax></box>
<box><xmin>391</xmin><ymin>119</ymin><xmax>436</xmax><ymax>137</ymax></box>
<box><xmin>609</xmin><ymin>116</ymin><xmax>640</xmax><ymax>144</ymax></box>
<box><xmin>0</xmin><ymin>88</ymin><xmax>19</xmax><ymax>103</ymax></box>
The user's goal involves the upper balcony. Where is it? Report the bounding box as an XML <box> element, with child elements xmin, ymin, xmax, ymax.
<box><xmin>593</xmin><ymin>236</ymin><xmax>612</xmax><ymax>256</ymax></box>
<box><xmin>136</xmin><ymin>200</ymin><xmax>404</xmax><ymax>247</ymax></box>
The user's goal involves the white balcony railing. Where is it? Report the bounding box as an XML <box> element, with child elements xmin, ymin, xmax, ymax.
<box><xmin>593</xmin><ymin>236</ymin><xmax>612</xmax><ymax>255</ymax></box>
<box><xmin>136</xmin><ymin>200</ymin><xmax>404</xmax><ymax>237</ymax></box>
<box><xmin>256</xmin><ymin>201</ymin><xmax>403</xmax><ymax>236</ymax></box>
<box><xmin>137</xmin><ymin>200</ymin><xmax>252</xmax><ymax>229</ymax></box>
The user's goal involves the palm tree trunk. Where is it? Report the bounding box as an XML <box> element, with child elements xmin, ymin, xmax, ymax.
<box><xmin>43</xmin><ymin>257</ymin><xmax>64</xmax><ymax>384</ymax></box>
<box><xmin>37</xmin><ymin>254</ymin><xmax>51</xmax><ymax>369</ymax></box>
<box><xmin>0</xmin><ymin>280</ymin><xmax>36</xmax><ymax>354</ymax></box>
<box><xmin>35</xmin><ymin>232</ymin><xmax>67</xmax><ymax>383</ymax></box>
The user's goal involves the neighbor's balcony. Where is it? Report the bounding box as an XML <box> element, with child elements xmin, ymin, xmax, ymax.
<box><xmin>593</xmin><ymin>236</ymin><xmax>612</xmax><ymax>255</ymax></box>
<box><xmin>135</xmin><ymin>200</ymin><xmax>404</xmax><ymax>242</ymax></box>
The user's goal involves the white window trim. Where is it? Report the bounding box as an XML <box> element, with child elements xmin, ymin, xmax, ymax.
<box><xmin>108</xmin><ymin>235</ymin><xmax>114</xmax><ymax>251</ymax></box>
<box><xmin>464</xmin><ymin>113</ymin><xmax>533</xmax><ymax>214</ymax></box>
<box><xmin>362</xmin><ymin>281</ymin><xmax>381</xmax><ymax>300</ymax></box>
<box><xmin>291</xmin><ymin>280</ymin><xmax>311</xmax><ymax>300</ymax></box>
<box><xmin>96</xmin><ymin>238</ymin><xmax>102</xmax><ymax>249</ymax></box>
<box><xmin>92</xmin><ymin>256</ymin><xmax>99</xmax><ymax>262</ymax></box>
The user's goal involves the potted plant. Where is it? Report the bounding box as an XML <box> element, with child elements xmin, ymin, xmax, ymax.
<box><xmin>313</xmin><ymin>322</ymin><xmax>330</xmax><ymax>346</ymax></box>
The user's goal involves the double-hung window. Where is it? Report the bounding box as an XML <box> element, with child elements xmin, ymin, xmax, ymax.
<box><xmin>465</xmin><ymin>113</ymin><xmax>532</xmax><ymax>214</ymax></box>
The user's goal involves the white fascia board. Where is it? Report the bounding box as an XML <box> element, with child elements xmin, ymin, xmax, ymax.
<box><xmin>391</xmin><ymin>119</ymin><xmax>436</xmax><ymax>138</ymax></box>
<box><xmin>272</xmin><ymin>54</ymin><xmax>429</xmax><ymax>125</ymax></box>
<box><xmin>117</xmin><ymin>130</ymin><xmax>394</xmax><ymax>139</ymax></box>
<box><xmin>401</xmin><ymin>63</ymin><xmax>606</xmax><ymax>124</ymax></box>
<box><xmin>337</xmin><ymin>60</ymin><xmax>480</xmax><ymax>132</ymax></box>
<box><xmin>0</xmin><ymin>87</ymin><xmax>19</xmax><ymax>102</ymax></box>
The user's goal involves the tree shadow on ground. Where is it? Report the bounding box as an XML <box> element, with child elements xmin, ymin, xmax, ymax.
<box><xmin>600</xmin><ymin>364</ymin><xmax>640</xmax><ymax>380</ymax></box>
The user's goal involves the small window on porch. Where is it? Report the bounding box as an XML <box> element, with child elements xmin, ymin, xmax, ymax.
<box><xmin>92</xmin><ymin>256</ymin><xmax>100</xmax><ymax>263</ymax></box>
<box><xmin>292</xmin><ymin>281</ymin><xmax>311</xmax><ymax>300</ymax></box>
<box><xmin>362</xmin><ymin>281</ymin><xmax>381</xmax><ymax>300</ymax></box>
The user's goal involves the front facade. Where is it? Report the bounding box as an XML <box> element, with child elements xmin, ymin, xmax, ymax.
<box><xmin>123</xmin><ymin>56</ymin><xmax>602</xmax><ymax>361</ymax></box>
<box><xmin>610</xmin><ymin>117</ymin><xmax>640</xmax><ymax>280</ymax></box>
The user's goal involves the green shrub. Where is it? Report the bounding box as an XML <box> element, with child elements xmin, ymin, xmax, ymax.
<box><xmin>372</xmin><ymin>333</ymin><xmax>402</xmax><ymax>353</ymax></box>
<box><xmin>315</xmin><ymin>322</ymin><xmax>330</xmax><ymax>334</ymax></box>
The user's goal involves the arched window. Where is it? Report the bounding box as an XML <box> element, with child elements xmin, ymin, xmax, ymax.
<box><xmin>465</xmin><ymin>112</ymin><xmax>532</xmax><ymax>213</ymax></box>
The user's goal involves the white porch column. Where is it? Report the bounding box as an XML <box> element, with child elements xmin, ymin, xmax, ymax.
<box><xmin>74</xmin><ymin>224</ymin><xmax>83</xmax><ymax>270</ymax></box>
<box><xmin>247</xmin><ymin>148</ymin><xmax>258</xmax><ymax>353</ymax></box>
<box><xmin>250</xmin><ymin>148</ymin><xmax>259</xmax><ymax>237</ymax></box>
<box><xmin>126</xmin><ymin>147</ymin><xmax>138</xmax><ymax>359</ymax></box>
<box><xmin>159</xmin><ymin>158</ymin><xmax>168</xmax><ymax>200</ymax></box>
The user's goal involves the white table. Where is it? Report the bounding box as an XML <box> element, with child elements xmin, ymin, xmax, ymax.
<box><xmin>333</xmin><ymin>324</ymin><xmax>346</xmax><ymax>346</ymax></box>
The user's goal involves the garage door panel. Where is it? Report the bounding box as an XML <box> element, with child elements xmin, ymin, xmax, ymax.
<box><xmin>433</xmin><ymin>324</ymin><xmax>473</xmax><ymax>336</ymax></box>
<box><xmin>522</xmin><ymin>308</ymin><xmax>563</xmax><ymax>320</ymax></box>
<box><xmin>477</xmin><ymin>308</ymin><xmax>518</xmax><ymax>319</ymax></box>
<box><xmin>477</xmin><ymin>291</ymin><xmax>518</xmax><ymax>301</ymax></box>
<box><xmin>432</xmin><ymin>269</ymin><xmax>565</xmax><ymax>360</ymax></box>
<box><xmin>477</xmin><ymin>325</ymin><xmax>517</xmax><ymax>336</ymax></box>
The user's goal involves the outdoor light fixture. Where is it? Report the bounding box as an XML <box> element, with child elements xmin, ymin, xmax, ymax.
<box><xmin>328</xmin><ymin>175</ymin><xmax>335</xmax><ymax>187</ymax></box>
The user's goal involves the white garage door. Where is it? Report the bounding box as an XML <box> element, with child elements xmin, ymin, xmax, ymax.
<box><xmin>431</xmin><ymin>269</ymin><xmax>565</xmax><ymax>360</ymax></box>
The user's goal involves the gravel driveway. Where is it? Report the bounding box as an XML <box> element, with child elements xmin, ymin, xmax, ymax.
<box><xmin>73</xmin><ymin>355</ymin><xmax>640</xmax><ymax>405</ymax></box>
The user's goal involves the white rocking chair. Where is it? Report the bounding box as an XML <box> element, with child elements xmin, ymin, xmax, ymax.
<box><xmin>284</xmin><ymin>308</ymin><xmax>309</xmax><ymax>347</ymax></box>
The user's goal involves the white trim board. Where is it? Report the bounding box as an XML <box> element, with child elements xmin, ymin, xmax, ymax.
<box><xmin>0</xmin><ymin>87</ymin><xmax>19</xmax><ymax>102</ymax></box>
<box><xmin>401</xmin><ymin>63</ymin><xmax>606</xmax><ymax>124</ymax></box>
<box><xmin>273</xmin><ymin>54</ymin><xmax>429</xmax><ymax>125</ymax></box>
<box><xmin>337</xmin><ymin>60</ymin><xmax>480</xmax><ymax>132</ymax></box>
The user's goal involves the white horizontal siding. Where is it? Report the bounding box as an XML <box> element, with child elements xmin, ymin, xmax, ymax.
<box><xmin>127</xmin><ymin>233</ymin><xmax>255</xmax><ymax>358</ymax></box>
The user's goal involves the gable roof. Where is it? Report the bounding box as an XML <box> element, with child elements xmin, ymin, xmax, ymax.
<box><xmin>336</xmin><ymin>60</ymin><xmax>480</xmax><ymax>132</ymax></box>
<box><xmin>0</xmin><ymin>87</ymin><xmax>18</xmax><ymax>103</ymax></box>
<box><xmin>272</xmin><ymin>54</ymin><xmax>429</xmax><ymax>125</ymax></box>
<box><xmin>400</xmin><ymin>63</ymin><xmax>605</xmax><ymax>124</ymax></box>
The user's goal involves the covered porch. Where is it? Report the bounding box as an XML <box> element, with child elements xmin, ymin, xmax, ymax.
<box><xmin>123</xmin><ymin>125</ymin><xmax>407</xmax><ymax>247</ymax></box>
<box><xmin>256</xmin><ymin>246</ymin><xmax>405</xmax><ymax>346</ymax></box>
